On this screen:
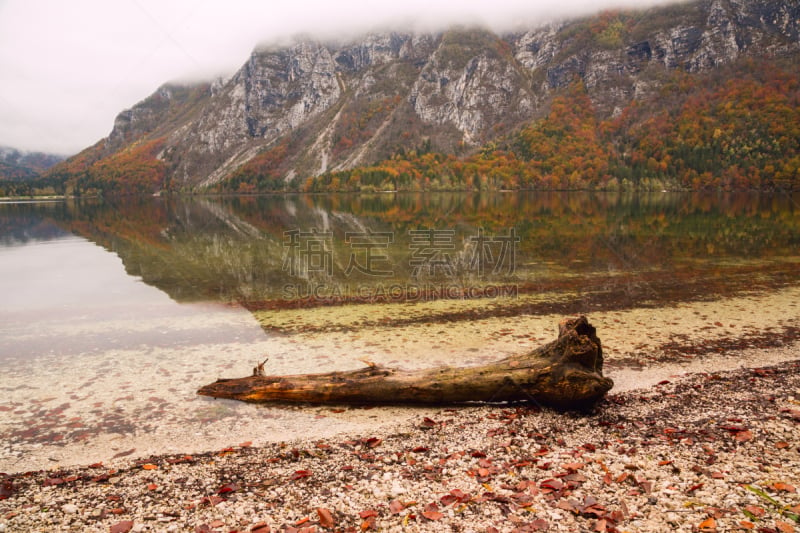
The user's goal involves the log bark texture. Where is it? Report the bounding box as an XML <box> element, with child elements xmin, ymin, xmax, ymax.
<box><xmin>197</xmin><ymin>316</ymin><xmax>613</xmax><ymax>409</ymax></box>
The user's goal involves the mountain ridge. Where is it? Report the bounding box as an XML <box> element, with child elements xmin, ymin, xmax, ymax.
<box><xmin>44</xmin><ymin>0</ymin><xmax>800</xmax><ymax>194</ymax></box>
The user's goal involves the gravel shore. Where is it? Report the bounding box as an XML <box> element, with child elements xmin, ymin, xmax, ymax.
<box><xmin>2</xmin><ymin>359</ymin><xmax>799</xmax><ymax>533</ymax></box>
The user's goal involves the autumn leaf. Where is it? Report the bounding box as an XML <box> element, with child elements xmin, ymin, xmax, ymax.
<box><xmin>771</xmin><ymin>482</ymin><xmax>797</xmax><ymax>493</ymax></box>
<box><xmin>359</xmin><ymin>509</ymin><xmax>379</xmax><ymax>519</ymax></box>
<box><xmin>217</xmin><ymin>483</ymin><xmax>240</xmax><ymax>494</ymax></box>
<box><xmin>422</xmin><ymin>510</ymin><xmax>444</xmax><ymax>520</ymax></box>
<box><xmin>250</xmin><ymin>521</ymin><xmax>270</xmax><ymax>533</ymax></box>
<box><xmin>110</xmin><ymin>521</ymin><xmax>134</xmax><ymax>533</ymax></box>
<box><xmin>141</xmin><ymin>463</ymin><xmax>157</xmax><ymax>470</ymax></box>
<box><xmin>291</xmin><ymin>470</ymin><xmax>312</xmax><ymax>481</ymax></box>
<box><xmin>317</xmin><ymin>507</ymin><xmax>334</xmax><ymax>528</ymax></box>
<box><xmin>698</xmin><ymin>516</ymin><xmax>716</xmax><ymax>531</ymax></box>
<box><xmin>776</xmin><ymin>521</ymin><xmax>795</xmax><ymax>533</ymax></box>
<box><xmin>540</xmin><ymin>478</ymin><xmax>563</xmax><ymax>491</ymax></box>
<box><xmin>735</xmin><ymin>430</ymin><xmax>754</xmax><ymax>442</ymax></box>
<box><xmin>742</xmin><ymin>504</ymin><xmax>766</xmax><ymax>518</ymax></box>
<box><xmin>389</xmin><ymin>499</ymin><xmax>406</xmax><ymax>514</ymax></box>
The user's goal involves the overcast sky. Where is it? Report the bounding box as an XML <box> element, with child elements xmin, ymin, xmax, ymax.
<box><xmin>0</xmin><ymin>0</ymin><xmax>676</xmax><ymax>155</ymax></box>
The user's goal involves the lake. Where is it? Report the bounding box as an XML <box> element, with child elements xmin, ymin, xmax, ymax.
<box><xmin>1</xmin><ymin>191</ymin><xmax>799</xmax><ymax>472</ymax></box>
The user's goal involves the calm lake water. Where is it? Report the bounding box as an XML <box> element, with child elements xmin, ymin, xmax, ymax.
<box><xmin>1</xmin><ymin>192</ymin><xmax>799</xmax><ymax>472</ymax></box>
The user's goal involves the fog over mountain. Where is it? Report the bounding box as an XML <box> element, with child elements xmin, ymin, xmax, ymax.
<box><xmin>0</xmin><ymin>0</ymin><xmax>679</xmax><ymax>155</ymax></box>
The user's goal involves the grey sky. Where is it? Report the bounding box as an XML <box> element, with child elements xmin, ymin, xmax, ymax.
<box><xmin>0</xmin><ymin>0</ymin><xmax>676</xmax><ymax>155</ymax></box>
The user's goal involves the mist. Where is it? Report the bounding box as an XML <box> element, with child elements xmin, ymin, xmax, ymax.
<box><xmin>0</xmin><ymin>0</ymin><xmax>680</xmax><ymax>155</ymax></box>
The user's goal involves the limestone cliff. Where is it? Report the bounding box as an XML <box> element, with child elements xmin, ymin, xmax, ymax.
<box><xmin>49</xmin><ymin>0</ymin><xmax>799</xmax><ymax>192</ymax></box>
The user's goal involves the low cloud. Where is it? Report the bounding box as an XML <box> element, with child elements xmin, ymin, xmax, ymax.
<box><xmin>0</xmin><ymin>0</ymin><xmax>679</xmax><ymax>154</ymax></box>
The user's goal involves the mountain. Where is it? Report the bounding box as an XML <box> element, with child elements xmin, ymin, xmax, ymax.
<box><xmin>47</xmin><ymin>0</ymin><xmax>800</xmax><ymax>194</ymax></box>
<box><xmin>0</xmin><ymin>147</ymin><xmax>65</xmax><ymax>181</ymax></box>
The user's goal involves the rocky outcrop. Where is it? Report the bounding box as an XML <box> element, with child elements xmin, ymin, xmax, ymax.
<box><xmin>52</xmin><ymin>0</ymin><xmax>800</xmax><ymax>191</ymax></box>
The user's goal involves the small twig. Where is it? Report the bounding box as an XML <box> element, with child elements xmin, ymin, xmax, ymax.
<box><xmin>253</xmin><ymin>358</ymin><xmax>269</xmax><ymax>377</ymax></box>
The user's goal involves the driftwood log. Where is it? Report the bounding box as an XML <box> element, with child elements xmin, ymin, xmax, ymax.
<box><xmin>198</xmin><ymin>316</ymin><xmax>613</xmax><ymax>409</ymax></box>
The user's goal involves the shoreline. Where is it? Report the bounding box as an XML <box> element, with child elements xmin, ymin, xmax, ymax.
<box><xmin>2</xmin><ymin>357</ymin><xmax>798</xmax><ymax>532</ymax></box>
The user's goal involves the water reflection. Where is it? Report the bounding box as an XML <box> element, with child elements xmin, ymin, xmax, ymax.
<box><xmin>2</xmin><ymin>192</ymin><xmax>798</xmax><ymax>311</ymax></box>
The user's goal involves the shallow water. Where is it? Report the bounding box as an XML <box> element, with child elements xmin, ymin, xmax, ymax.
<box><xmin>1</xmin><ymin>192</ymin><xmax>798</xmax><ymax>473</ymax></box>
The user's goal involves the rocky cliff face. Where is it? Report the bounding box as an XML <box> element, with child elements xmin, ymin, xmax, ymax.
<box><xmin>53</xmin><ymin>0</ymin><xmax>800</xmax><ymax>191</ymax></box>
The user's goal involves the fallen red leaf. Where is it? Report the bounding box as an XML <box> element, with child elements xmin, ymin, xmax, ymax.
<box><xmin>698</xmin><ymin>516</ymin><xmax>716</xmax><ymax>531</ymax></box>
<box><xmin>735</xmin><ymin>430</ymin><xmax>753</xmax><ymax>442</ymax></box>
<box><xmin>110</xmin><ymin>521</ymin><xmax>134</xmax><ymax>533</ymax></box>
<box><xmin>422</xmin><ymin>510</ymin><xmax>444</xmax><ymax>520</ymax></box>
<box><xmin>141</xmin><ymin>463</ymin><xmax>157</xmax><ymax>470</ymax></box>
<box><xmin>291</xmin><ymin>470</ymin><xmax>312</xmax><ymax>481</ymax></box>
<box><xmin>440</xmin><ymin>494</ymin><xmax>458</xmax><ymax>506</ymax></box>
<box><xmin>317</xmin><ymin>507</ymin><xmax>334</xmax><ymax>528</ymax></box>
<box><xmin>239</xmin><ymin>441</ymin><xmax>253</xmax><ymax>447</ymax></box>
<box><xmin>687</xmin><ymin>483</ymin><xmax>704</xmax><ymax>494</ymax></box>
<box><xmin>146</xmin><ymin>483</ymin><xmax>157</xmax><ymax>491</ymax></box>
<box><xmin>420</xmin><ymin>417</ymin><xmax>438</xmax><ymax>427</ymax></box>
<box><xmin>771</xmin><ymin>482</ymin><xmax>796</xmax><ymax>492</ymax></box>
<box><xmin>540</xmin><ymin>478</ymin><xmax>563</xmax><ymax>491</ymax></box>
<box><xmin>217</xmin><ymin>482</ymin><xmax>240</xmax><ymax>494</ymax></box>
<box><xmin>776</xmin><ymin>521</ymin><xmax>795</xmax><ymax>533</ymax></box>
<box><xmin>389</xmin><ymin>499</ymin><xmax>405</xmax><ymax>514</ymax></box>
<box><xmin>359</xmin><ymin>509</ymin><xmax>379</xmax><ymax>519</ymax></box>
<box><xmin>743</xmin><ymin>505</ymin><xmax>765</xmax><ymax>517</ymax></box>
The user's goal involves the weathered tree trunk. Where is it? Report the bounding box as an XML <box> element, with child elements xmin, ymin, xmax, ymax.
<box><xmin>197</xmin><ymin>316</ymin><xmax>613</xmax><ymax>409</ymax></box>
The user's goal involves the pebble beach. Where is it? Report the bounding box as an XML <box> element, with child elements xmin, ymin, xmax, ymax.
<box><xmin>2</xmin><ymin>349</ymin><xmax>798</xmax><ymax>533</ymax></box>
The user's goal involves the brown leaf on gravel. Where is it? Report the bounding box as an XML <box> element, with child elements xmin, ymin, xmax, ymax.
<box><xmin>217</xmin><ymin>482</ymin><xmax>240</xmax><ymax>494</ymax></box>
<box><xmin>422</xmin><ymin>510</ymin><xmax>444</xmax><ymax>520</ymax></box>
<box><xmin>735</xmin><ymin>430</ymin><xmax>754</xmax><ymax>442</ymax></box>
<box><xmin>738</xmin><ymin>520</ymin><xmax>755</xmax><ymax>530</ymax></box>
<box><xmin>359</xmin><ymin>509</ymin><xmax>379</xmax><ymax>519</ymax></box>
<box><xmin>528</xmin><ymin>518</ymin><xmax>549</xmax><ymax>530</ymax></box>
<box><xmin>317</xmin><ymin>507</ymin><xmax>334</xmax><ymax>528</ymax></box>
<box><xmin>776</xmin><ymin>521</ymin><xmax>795</xmax><ymax>533</ymax></box>
<box><xmin>770</xmin><ymin>482</ymin><xmax>796</xmax><ymax>493</ymax></box>
<box><xmin>389</xmin><ymin>499</ymin><xmax>405</xmax><ymax>514</ymax></box>
<box><xmin>110</xmin><ymin>521</ymin><xmax>134</xmax><ymax>533</ymax></box>
<box><xmin>250</xmin><ymin>521</ymin><xmax>270</xmax><ymax>533</ymax></box>
<box><xmin>291</xmin><ymin>470</ymin><xmax>312</xmax><ymax>481</ymax></box>
<box><xmin>743</xmin><ymin>505</ymin><xmax>766</xmax><ymax>517</ymax></box>
<box><xmin>364</xmin><ymin>437</ymin><xmax>382</xmax><ymax>448</ymax></box>
<box><xmin>698</xmin><ymin>517</ymin><xmax>716</xmax><ymax>531</ymax></box>
<box><xmin>422</xmin><ymin>503</ymin><xmax>444</xmax><ymax>520</ymax></box>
